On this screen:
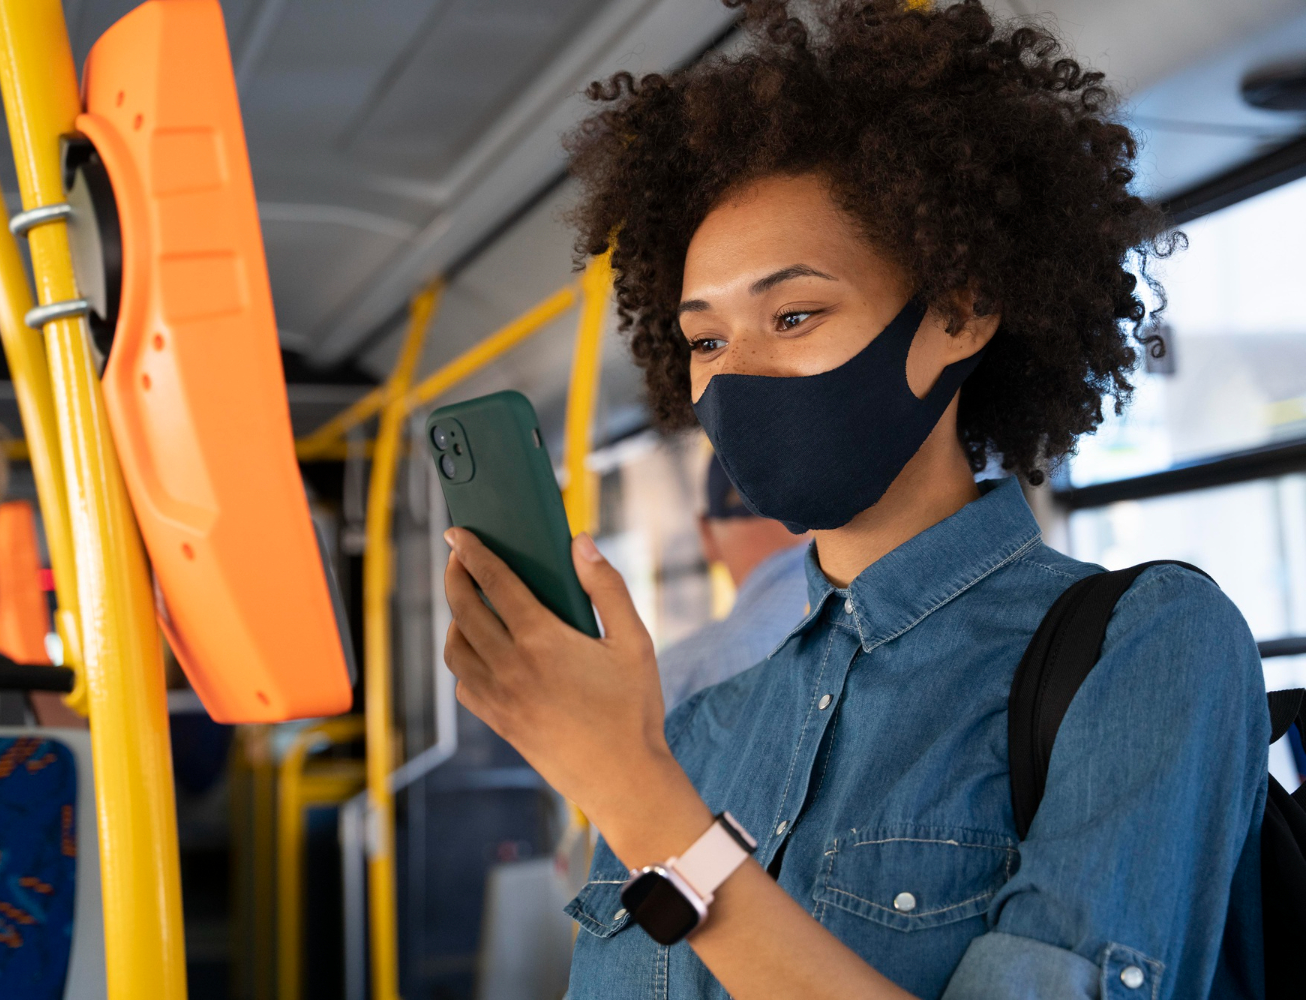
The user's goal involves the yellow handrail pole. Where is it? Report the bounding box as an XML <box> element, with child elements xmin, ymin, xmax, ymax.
<box><xmin>230</xmin><ymin>724</ymin><xmax>277</xmax><ymax>1000</ymax></box>
<box><xmin>0</xmin><ymin>196</ymin><xmax>83</xmax><ymax>709</ymax></box>
<box><xmin>365</xmin><ymin>282</ymin><xmax>442</xmax><ymax>1000</ymax></box>
<box><xmin>297</xmin><ymin>438</ymin><xmax>376</xmax><ymax>461</ymax></box>
<box><xmin>295</xmin><ymin>384</ymin><xmax>387</xmax><ymax>460</ymax></box>
<box><xmin>228</xmin><ymin>729</ymin><xmax>253</xmax><ymax>1000</ymax></box>
<box><xmin>0</xmin><ymin>5</ymin><xmax>186</xmax><ymax>999</ymax></box>
<box><xmin>277</xmin><ymin>715</ymin><xmax>366</xmax><ymax>1000</ymax></box>
<box><xmin>298</xmin><ymin>285</ymin><xmax>578</xmax><ymax>458</ymax></box>
<box><xmin>403</xmin><ymin>283</ymin><xmax>579</xmax><ymax>411</ymax></box>
<box><xmin>296</xmin><ymin>283</ymin><xmax>581</xmax><ymax>464</ymax></box>
<box><xmin>344</xmin><ymin>277</ymin><xmax>582</xmax><ymax>998</ymax></box>
<box><xmin>561</xmin><ymin>252</ymin><xmax>612</xmax><ymax>534</ymax></box>
<box><xmin>556</xmin><ymin>252</ymin><xmax>612</xmax><ymax>855</ymax></box>
<box><xmin>249</xmin><ymin>726</ymin><xmax>276</xmax><ymax>1000</ymax></box>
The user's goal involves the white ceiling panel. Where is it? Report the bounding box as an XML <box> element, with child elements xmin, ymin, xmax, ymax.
<box><xmin>308</xmin><ymin>0</ymin><xmax>737</xmax><ymax>365</ymax></box>
<box><xmin>1003</xmin><ymin>0</ymin><xmax>1304</xmax><ymax>93</ymax></box>
<box><xmin>1127</xmin><ymin>10</ymin><xmax>1306</xmax><ymax>197</ymax></box>
<box><xmin>999</xmin><ymin>0</ymin><xmax>1306</xmax><ymax>197</ymax></box>
<box><xmin>261</xmin><ymin>216</ymin><xmax>412</xmax><ymax>344</ymax></box>
<box><xmin>238</xmin><ymin>0</ymin><xmax>439</xmax><ymax>157</ymax></box>
<box><xmin>343</xmin><ymin>0</ymin><xmax>611</xmax><ymax>176</ymax></box>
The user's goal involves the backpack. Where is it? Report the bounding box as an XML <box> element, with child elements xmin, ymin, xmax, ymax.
<box><xmin>1008</xmin><ymin>560</ymin><xmax>1306</xmax><ymax>998</ymax></box>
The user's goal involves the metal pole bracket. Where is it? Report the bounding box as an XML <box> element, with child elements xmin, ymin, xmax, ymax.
<box><xmin>25</xmin><ymin>297</ymin><xmax>90</xmax><ymax>329</ymax></box>
<box><xmin>9</xmin><ymin>201</ymin><xmax>72</xmax><ymax>236</ymax></box>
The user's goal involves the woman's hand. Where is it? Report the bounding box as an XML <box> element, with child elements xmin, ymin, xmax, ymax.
<box><xmin>444</xmin><ymin>527</ymin><xmax>915</xmax><ymax>1000</ymax></box>
<box><xmin>442</xmin><ymin>528</ymin><xmax>708</xmax><ymax>853</ymax></box>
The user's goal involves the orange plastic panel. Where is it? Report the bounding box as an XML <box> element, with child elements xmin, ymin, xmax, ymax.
<box><xmin>79</xmin><ymin>0</ymin><xmax>352</xmax><ymax>723</ymax></box>
<box><xmin>0</xmin><ymin>501</ymin><xmax>52</xmax><ymax>665</ymax></box>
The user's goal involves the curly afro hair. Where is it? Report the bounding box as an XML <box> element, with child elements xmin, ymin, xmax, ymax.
<box><xmin>565</xmin><ymin>0</ymin><xmax>1179</xmax><ymax>482</ymax></box>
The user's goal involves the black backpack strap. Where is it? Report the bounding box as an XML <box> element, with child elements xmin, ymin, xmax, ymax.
<box><xmin>1267</xmin><ymin>688</ymin><xmax>1305</xmax><ymax>745</ymax></box>
<box><xmin>1009</xmin><ymin>560</ymin><xmax>1211</xmax><ymax>840</ymax></box>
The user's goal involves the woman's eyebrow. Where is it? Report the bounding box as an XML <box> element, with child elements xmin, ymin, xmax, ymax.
<box><xmin>678</xmin><ymin>264</ymin><xmax>837</xmax><ymax>316</ymax></box>
<box><xmin>750</xmin><ymin>264</ymin><xmax>836</xmax><ymax>295</ymax></box>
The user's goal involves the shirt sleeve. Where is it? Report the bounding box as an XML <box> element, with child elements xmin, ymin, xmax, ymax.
<box><xmin>942</xmin><ymin>564</ymin><xmax>1269</xmax><ymax>1000</ymax></box>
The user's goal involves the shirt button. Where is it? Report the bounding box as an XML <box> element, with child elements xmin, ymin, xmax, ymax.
<box><xmin>1120</xmin><ymin>966</ymin><xmax>1145</xmax><ymax>989</ymax></box>
<box><xmin>614</xmin><ymin>908</ymin><xmax>627</xmax><ymax>921</ymax></box>
<box><xmin>892</xmin><ymin>892</ymin><xmax>917</xmax><ymax>913</ymax></box>
<box><xmin>843</xmin><ymin>597</ymin><xmax>854</xmax><ymax>615</ymax></box>
<box><xmin>818</xmin><ymin>694</ymin><xmax>832</xmax><ymax>710</ymax></box>
<box><xmin>775</xmin><ymin>820</ymin><xmax>788</xmax><ymax>835</ymax></box>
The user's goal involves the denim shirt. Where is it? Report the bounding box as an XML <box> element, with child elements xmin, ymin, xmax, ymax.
<box><xmin>566</xmin><ymin>478</ymin><xmax>1268</xmax><ymax>1000</ymax></box>
<box><xmin>657</xmin><ymin>542</ymin><xmax>810</xmax><ymax>711</ymax></box>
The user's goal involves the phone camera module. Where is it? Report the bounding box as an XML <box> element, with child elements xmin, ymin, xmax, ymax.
<box><xmin>439</xmin><ymin>454</ymin><xmax>457</xmax><ymax>479</ymax></box>
<box><xmin>430</xmin><ymin>425</ymin><xmax>451</xmax><ymax>450</ymax></box>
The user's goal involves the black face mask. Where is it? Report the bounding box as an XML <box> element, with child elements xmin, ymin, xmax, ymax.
<box><xmin>692</xmin><ymin>298</ymin><xmax>984</xmax><ymax>533</ymax></box>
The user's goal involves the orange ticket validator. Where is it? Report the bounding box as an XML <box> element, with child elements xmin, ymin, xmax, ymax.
<box><xmin>77</xmin><ymin>0</ymin><xmax>352</xmax><ymax>722</ymax></box>
<box><xmin>0</xmin><ymin>501</ymin><xmax>53</xmax><ymax>665</ymax></box>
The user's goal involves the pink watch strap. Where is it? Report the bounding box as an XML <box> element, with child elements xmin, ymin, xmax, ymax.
<box><xmin>668</xmin><ymin>812</ymin><xmax>757</xmax><ymax>900</ymax></box>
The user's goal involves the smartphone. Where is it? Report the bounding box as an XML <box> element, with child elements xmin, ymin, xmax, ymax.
<box><xmin>427</xmin><ymin>390</ymin><xmax>600</xmax><ymax>638</ymax></box>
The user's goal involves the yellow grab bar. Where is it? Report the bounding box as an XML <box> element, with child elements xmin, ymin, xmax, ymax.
<box><xmin>361</xmin><ymin>279</ymin><xmax>584</xmax><ymax>997</ymax></box>
<box><xmin>365</xmin><ymin>283</ymin><xmax>441</xmax><ymax>1000</ymax></box>
<box><xmin>299</xmin><ymin>282</ymin><xmax>583</xmax><ymax>460</ymax></box>
<box><xmin>561</xmin><ymin>252</ymin><xmax>612</xmax><ymax>535</ymax></box>
<box><xmin>296</xmin><ymin>437</ymin><xmax>377</xmax><ymax>461</ymax></box>
<box><xmin>555</xmin><ymin>252</ymin><xmax>612</xmax><ymax>886</ymax></box>
<box><xmin>2</xmin><ymin>437</ymin><xmax>30</xmax><ymax>460</ymax></box>
<box><xmin>0</xmin><ymin>3</ymin><xmax>186</xmax><ymax>998</ymax></box>
<box><xmin>229</xmin><ymin>725</ymin><xmax>277</xmax><ymax>1000</ymax></box>
<box><xmin>299</xmin><ymin>284</ymin><xmax>579</xmax><ymax>459</ymax></box>
<box><xmin>307</xmin><ymin>264</ymin><xmax>607</xmax><ymax>997</ymax></box>
<box><xmin>295</xmin><ymin>384</ymin><xmax>387</xmax><ymax>460</ymax></box>
<box><xmin>250</xmin><ymin>726</ymin><xmax>277</xmax><ymax>1000</ymax></box>
<box><xmin>277</xmin><ymin>715</ymin><xmax>367</xmax><ymax>1000</ymax></box>
<box><xmin>404</xmin><ymin>282</ymin><xmax>579</xmax><ymax>411</ymax></box>
<box><xmin>0</xmin><ymin>189</ymin><xmax>82</xmax><ymax>710</ymax></box>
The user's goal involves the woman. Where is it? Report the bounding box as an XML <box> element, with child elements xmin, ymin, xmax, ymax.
<box><xmin>440</xmin><ymin>2</ymin><xmax>1268</xmax><ymax>997</ymax></box>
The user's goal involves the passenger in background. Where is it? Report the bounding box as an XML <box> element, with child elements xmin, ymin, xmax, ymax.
<box><xmin>658</xmin><ymin>453</ymin><xmax>808</xmax><ymax>711</ymax></box>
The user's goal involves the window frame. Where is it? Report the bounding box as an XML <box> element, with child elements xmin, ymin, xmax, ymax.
<box><xmin>1051</xmin><ymin>136</ymin><xmax>1306</xmax><ymax>659</ymax></box>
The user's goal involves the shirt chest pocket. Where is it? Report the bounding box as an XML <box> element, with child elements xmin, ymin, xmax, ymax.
<box><xmin>812</xmin><ymin>825</ymin><xmax>1017</xmax><ymax>932</ymax></box>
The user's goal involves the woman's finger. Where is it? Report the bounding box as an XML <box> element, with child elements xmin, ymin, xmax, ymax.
<box><xmin>444</xmin><ymin>621</ymin><xmax>489</xmax><ymax>684</ymax></box>
<box><xmin>572</xmin><ymin>533</ymin><xmax>652</xmax><ymax>653</ymax></box>
<box><xmin>446</xmin><ymin>626</ymin><xmax>498</xmax><ymax>725</ymax></box>
<box><xmin>444</xmin><ymin>528</ymin><xmax>548</xmax><ymax>635</ymax></box>
<box><xmin>445</xmin><ymin>549</ymin><xmax>513</xmax><ymax>658</ymax></box>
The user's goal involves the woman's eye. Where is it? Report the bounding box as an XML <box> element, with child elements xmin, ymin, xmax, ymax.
<box><xmin>778</xmin><ymin>310</ymin><xmax>815</xmax><ymax>329</ymax></box>
<box><xmin>689</xmin><ymin>337</ymin><xmax>726</xmax><ymax>354</ymax></box>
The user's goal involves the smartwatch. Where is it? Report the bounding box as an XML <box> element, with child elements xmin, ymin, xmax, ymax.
<box><xmin>619</xmin><ymin>811</ymin><xmax>757</xmax><ymax>945</ymax></box>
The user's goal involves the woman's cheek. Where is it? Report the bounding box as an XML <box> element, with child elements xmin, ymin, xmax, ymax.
<box><xmin>689</xmin><ymin>368</ymin><xmax>710</xmax><ymax>404</ymax></box>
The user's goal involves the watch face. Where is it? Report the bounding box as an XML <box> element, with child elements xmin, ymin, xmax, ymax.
<box><xmin>620</xmin><ymin>869</ymin><xmax>702</xmax><ymax>945</ymax></box>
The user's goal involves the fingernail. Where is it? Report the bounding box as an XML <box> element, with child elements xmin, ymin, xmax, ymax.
<box><xmin>443</xmin><ymin>528</ymin><xmax>456</xmax><ymax>549</ymax></box>
<box><xmin>575</xmin><ymin>532</ymin><xmax>604</xmax><ymax>563</ymax></box>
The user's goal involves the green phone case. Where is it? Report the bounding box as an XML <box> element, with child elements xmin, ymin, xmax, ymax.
<box><xmin>427</xmin><ymin>390</ymin><xmax>600</xmax><ymax>638</ymax></box>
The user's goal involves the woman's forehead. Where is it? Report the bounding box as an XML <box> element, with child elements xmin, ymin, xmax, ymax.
<box><xmin>681</xmin><ymin>176</ymin><xmax>890</xmax><ymax>298</ymax></box>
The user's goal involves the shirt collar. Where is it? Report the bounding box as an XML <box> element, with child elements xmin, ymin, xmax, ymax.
<box><xmin>775</xmin><ymin>477</ymin><xmax>1041</xmax><ymax>656</ymax></box>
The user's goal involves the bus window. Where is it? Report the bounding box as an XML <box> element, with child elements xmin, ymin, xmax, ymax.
<box><xmin>1068</xmin><ymin>174</ymin><xmax>1306</xmax><ymax>487</ymax></box>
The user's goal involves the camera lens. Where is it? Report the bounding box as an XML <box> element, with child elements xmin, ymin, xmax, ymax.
<box><xmin>440</xmin><ymin>454</ymin><xmax>457</xmax><ymax>479</ymax></box>
<box><xmin>430</xmin><ymin>425</ymin><xmax>450</xmax><ymax>450</ymax></box>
